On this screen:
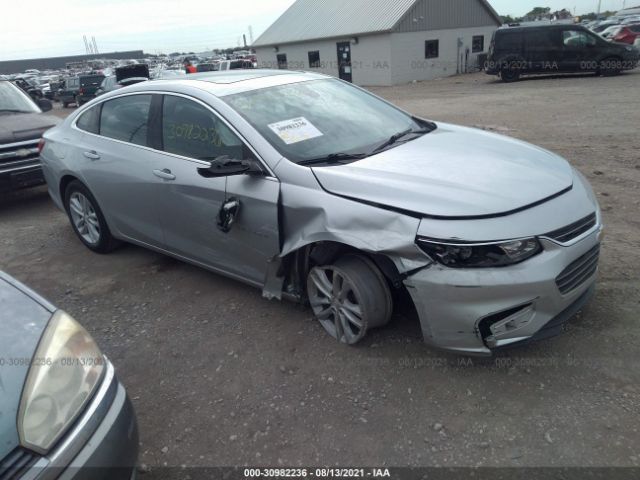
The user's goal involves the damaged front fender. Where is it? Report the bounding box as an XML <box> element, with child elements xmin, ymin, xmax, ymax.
<box><xmin>261</xmin><ymin>166</ymin><xmax>433</xmax><ymax>301</ymax></box>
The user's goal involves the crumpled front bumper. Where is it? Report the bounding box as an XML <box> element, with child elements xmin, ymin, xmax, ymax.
<box><xmin>403</xmin><ymin>226</ymin><xmax>603</xmax><ymax>356</ymax></box>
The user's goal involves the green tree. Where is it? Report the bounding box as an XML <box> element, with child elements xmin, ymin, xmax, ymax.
<box><xmin>526</xmin><ymin>7</ymin><xmax>551</xmax><ymax>17</ymax></box>
<box><xmin>500</xmin><ymin>15</ymin><xmax>516</xmax><ymax>24</ymax></box>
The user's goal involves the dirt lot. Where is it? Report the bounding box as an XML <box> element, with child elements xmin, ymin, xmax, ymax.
<box><xmin>1</xmin><ymin>71</ymin><xmax>639</xmax><ymax>472</ymax></box>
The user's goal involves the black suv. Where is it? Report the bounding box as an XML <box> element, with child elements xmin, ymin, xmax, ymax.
<box><xmin>58</xmin><ymin>74</ymin><xmax>105</xmax><ymax>107</ymax></box>
<box><xmin>486</xmin><ymin>24</ymin><xmax>639</xmax><ymax>82</ymax></box>
<box><xmin>0</xmin><ymin>80</ymin><xmax>59</xmax><ymax>193</ymax></box>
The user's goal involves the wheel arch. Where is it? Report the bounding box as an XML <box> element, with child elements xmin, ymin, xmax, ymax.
<box><xmin>278</xmin><ymin>240</ymin><xmax>405</xmax><ymax>301</ymax></box>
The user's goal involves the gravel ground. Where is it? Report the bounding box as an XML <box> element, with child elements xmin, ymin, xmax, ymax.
<box><xmin>1</xmin><ymin>70</ymin><xmax>639</xmax><ymax>473</ymax></box>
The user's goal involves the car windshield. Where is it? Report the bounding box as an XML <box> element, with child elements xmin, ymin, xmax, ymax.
<box><xmin>223</xmin><ymin>79</ymin><xmax>430</xmax><ymax>164</ymax></box>
<box><xmin>0</xmin><ymin>81</ymin><xmax>40</xmax><ymax>114</ymax></box>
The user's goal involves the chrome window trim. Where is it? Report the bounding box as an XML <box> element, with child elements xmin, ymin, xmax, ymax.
<box><xmin>71</xmin><ymin>90</ymin><xmax>276</xmax><ymax>178</ymax></box>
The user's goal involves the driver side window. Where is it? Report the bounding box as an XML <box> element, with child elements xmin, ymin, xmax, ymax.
<box><xmin>563</xmin><ymin>30</ymin><xmax>596</xmax><ymax>48</ymax></box>
<box><xmin>161</xmin><ymin>95</ymin><xmax>249</xmax><ymax>161</ymax></box>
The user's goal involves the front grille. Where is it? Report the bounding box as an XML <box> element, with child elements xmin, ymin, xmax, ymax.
<box><xmin>0</xmin><ymin>448</ymin><xmax>39</xmax><ymax>480</ymax></box>
<box><xmin>0</xmin><ymin>140</ymin><xmax>40</xmax><ymax>171</ymax></box>
<box><xmin>545</xmin><ymin>213</ymin><xmax>597</xmax><ymax>243</ymax></box>
<box><xmin>556</xmin><ymin>245</ymin><xmax>600</xmax><ymax>295</ymax></box>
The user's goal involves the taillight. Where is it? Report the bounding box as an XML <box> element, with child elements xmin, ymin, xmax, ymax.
<box><xmin>38</xmin><ymin>138</ymin><xmax>45</xmax><ymax>153</ymax></box>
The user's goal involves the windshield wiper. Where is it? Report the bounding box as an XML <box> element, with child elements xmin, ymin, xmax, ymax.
<box><xmin>298</xmin><ymin>152</ymin><xmax>368</xmax><ymax>166</ymax></box>
<box><xmin>370</xmin><ymin>126</ymin><xmax>434</xmax><ymax>156</ymax></box>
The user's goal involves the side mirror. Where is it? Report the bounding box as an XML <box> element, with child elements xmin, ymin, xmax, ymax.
<box><xmin>37</xmin><ymin>98</ymin><xmax>53</xmax><ymax>112</ymax></box>
<box><xmin>197</xmin><ymin>156</ymin><xmax>262</xmax><ymax>178</ymax></box>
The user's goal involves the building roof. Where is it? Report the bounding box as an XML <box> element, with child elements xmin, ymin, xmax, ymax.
<box><xmin>252</xmin><ymin>0</ymin><xmax>502</xmax><ymax>47</ymax></box>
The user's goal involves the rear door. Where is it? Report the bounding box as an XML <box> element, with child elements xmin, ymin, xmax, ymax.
<box><xmin>150</xmin><ymin>94</ymin><xmax>280</xmax><ymax>285</ymax></box>
<box><xmin>74</xmin><ymin>93</ymin><xmax>164</xmax><ymax>245</ymax></box>
<box><xmin>523</xmin><ymin>28</ymin><xmax>563</xmax><ymax>73</ymax></box>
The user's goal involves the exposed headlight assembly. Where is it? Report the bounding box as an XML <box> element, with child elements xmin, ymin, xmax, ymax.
<box><xmin>417</xmin><ymin>237</ymin><xmax>542</xmax><ymax>268</ymax></box>
<box><xmin>18</xmin><ymin>310</ymin><xmax>104</xmax><ymax>454</ymax></box>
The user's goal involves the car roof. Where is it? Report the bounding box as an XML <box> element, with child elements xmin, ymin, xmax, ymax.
<box><xmin>124</xmin><ymin>69</ymin><xmax>330</xmax><ymax>97</ymax></box>
<box><xmin>498</xmin><ymin>24</ymin><xmax>587</xmax><ymax>33</ymax></box>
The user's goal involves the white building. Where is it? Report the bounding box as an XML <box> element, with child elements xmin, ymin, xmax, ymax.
<box><xmin>252</xmin><ymin>0</ymin><xmax>502</xmax><ymax>86</ymax></box>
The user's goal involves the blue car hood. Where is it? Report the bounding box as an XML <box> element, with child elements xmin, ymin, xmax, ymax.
<box><xmin>0</xmin><ymin>274</ymin><xmax>53</xmax><ymax>459</ymax></box>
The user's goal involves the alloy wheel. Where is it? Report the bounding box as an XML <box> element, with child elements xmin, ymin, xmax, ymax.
<box><xmin>69</xmin><ymin>192</ymin><xmax>101</xmax><ymax>245</ymax></box>
<box><xmin>307</xmin><ymin>266</ymin><xmax>366</xmax><ymax>344</ymax></box>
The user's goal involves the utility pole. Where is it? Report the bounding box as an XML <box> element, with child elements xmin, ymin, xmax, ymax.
<box><xmin>597</xmin><ymin>0</ymin><xmax>602</xmax><ymax>16</ymax></box>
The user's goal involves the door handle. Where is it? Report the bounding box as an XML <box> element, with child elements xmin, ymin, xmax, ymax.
<box><xmin>153</xmin><ymin>168</ymin><xmax>176</xmax><ymax>181</ymax></box>
<box><xmin>83</xmin><ymin>150</ymin><xmax>100</xmax><ymax>160</ymax></box>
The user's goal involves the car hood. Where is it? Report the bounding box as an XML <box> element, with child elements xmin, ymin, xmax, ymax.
<box><xmin>0</xmin><ymin>274</ymin><xmax>52</xmax><ymax>460</ymax></box>
<box><xmin>0</xmin><ymin>112</ymin><xmax>60</xmax><ymax>144</ymax></box>
<box><xmin>312</xmin><ymin>123</ymin><xmax>574</xmax><ymax>218</ymax></box>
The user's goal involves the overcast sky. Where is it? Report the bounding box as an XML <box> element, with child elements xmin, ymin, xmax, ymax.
<box><xmin>0</xmin><ymin>0</ymin><xmax>630</xmax><ymax>61</ymax></box>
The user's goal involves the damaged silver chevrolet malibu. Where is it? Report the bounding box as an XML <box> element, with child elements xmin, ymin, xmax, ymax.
<box><xmin>40</xmin><ymin>70</ymin><xmax>603</xmax><ymax>355</ymax></box>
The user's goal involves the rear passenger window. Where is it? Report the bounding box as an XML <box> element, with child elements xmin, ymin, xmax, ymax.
<box><xmin>161</xmin><ymin>95</ymin><xmax>247</xmax><ymax>161</ymax></box>
<box><xmin>76</xmin><ymin>105</ymin><xmax>100</xmax><ymax>134</ymax></box>
<box><xmin>100</xmin><ymin>95</ymin><xmax>152</xmax><ymax>146</ymax></box>
<box><xmin>525</xmin><ymin>30</ymin><xmax>560</xmax><ymax>49</ymax></box>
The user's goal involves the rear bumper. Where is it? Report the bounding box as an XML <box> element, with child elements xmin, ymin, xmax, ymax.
<box><xmin>404</xmin><ymin>226</ymin><xmax>602</xmax><ymax>356</ymax></box>
<box><xmin>0</xmin><ymin>163</ymin><xmax>44</xmax><ymax>193</ymax></box>
<box><xmin>25</xmin><ymin>361</ymin><xmax>139</xmax><ymax>480</ymax></box>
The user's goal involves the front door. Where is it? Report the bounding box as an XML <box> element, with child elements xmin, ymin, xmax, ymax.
<box><xmin>337</xmin><ymin>42</ymin><xmax>352</xmax><ymax>82</ymax></box>
<box><xmin>151</xmin><ymin>94</ymin><xmax>280</xmax><ymax>285</ymax></box>
<box><xmin>560</xmin><ymin>28</ymin><xmax>599</xmax><ymax>72</ymax></box>
<box><xmin>277</xmin><ymin>54</ymin><xmax>288</xmax><ymax>70</ymax></box>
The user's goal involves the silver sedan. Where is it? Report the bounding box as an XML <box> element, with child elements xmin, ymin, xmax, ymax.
<box><xmin>40</xmin><ymin>70</ymin><xmax>603</xmax><ymax>355</ymax></box>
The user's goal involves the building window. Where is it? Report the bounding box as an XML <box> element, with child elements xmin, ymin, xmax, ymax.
<box><xmin>473</xmin><ymin>35</ymin><xmax>485</xmax><ymax>53</ymax></box>
<box><xmin>308</xmin><ymin>51</ymin><xmax>321</xmax><ymax>68</ymax></box>
<box><xmin>425</xmin><ymin>40</ymin><xmax>439</xmax><ymax>59</ymax></box>
<box><xmin>277</xmin><ymin>54</ymin><xmax>288</xmax><ymax>70</ymax></box>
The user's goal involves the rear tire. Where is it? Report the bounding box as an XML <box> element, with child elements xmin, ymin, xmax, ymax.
<box><xmin>64</xmin><ymin>180</ymin><xmax>120</xmax><ymax>254</ymax></box>
<box><xmin>500</xmin><ymin>67</ymin><xmax>521</xmax><ymax>82</ymax></box>
<box><xmin>307</xmin><ymin>254</ymin><xmax>392</xmax><ymax>345</ymax></box>
<box><xmin>62</xmin><ymin>102</ymin><xmax>68</xmax><ymax>108</ymax></box>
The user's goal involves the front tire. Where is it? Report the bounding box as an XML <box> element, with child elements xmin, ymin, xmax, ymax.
<box><xmin>64</xmin><ymin>180</ymin><xmax>120</xmax><ymax>253</ymax></box>
<box><xmin>307</xmin><ymin>254</ymin><xmax>392</xmax><ymax>345</ymax></box>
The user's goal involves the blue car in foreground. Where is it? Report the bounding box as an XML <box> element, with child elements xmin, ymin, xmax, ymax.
<box><xmin>0</xmin><ymin>271</ymin><xmax>138</xmax><ymax>479</ymax></box>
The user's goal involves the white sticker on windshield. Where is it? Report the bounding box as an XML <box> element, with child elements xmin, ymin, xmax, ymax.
<box><xmin>268</xmin><ymin>117</ymin><xmax>323</xmax><ymax>145</ymax></box>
